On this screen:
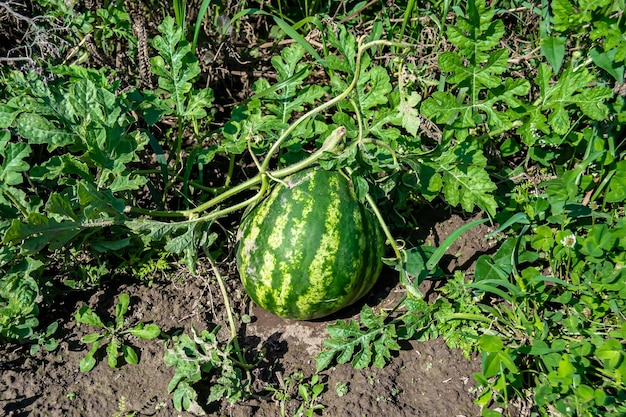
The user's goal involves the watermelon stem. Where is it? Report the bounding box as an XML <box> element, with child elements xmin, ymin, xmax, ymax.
<box><xmin>150</xmin><ymin>39</ymin><xmax>412</xmax><ymax>221</ymax></box>
<box><xmin>364</xmin><ymin>191</ymin><xmax>403</xmax><ymax>262</ymax></box>
<box><xmin>346</xmin><ymin>94</ymin><xmax>400</xmax><ymax>169</ymax></box>
<box><xmin>124</xmin><ymin>127</ymin><xmax>346</xmax><ymax>227</ymax></box>
<box><xmin>341</xmin><ymin>164</ymin><xmax>403</xmax><ymax>263</ymax></box>
<box><xmin>172</xmin><ymin>126</ymin><xmax>346</xmax><ymax>220</ymax></box>
<box><xmin>207</xmin><ymin>253</ymin><xmax>256</xmax><ymax>371</ymax></box>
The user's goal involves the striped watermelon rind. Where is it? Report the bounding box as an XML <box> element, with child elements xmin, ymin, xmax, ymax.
<box><xmin>236</xmin><ymin>167</ymin><xmax>385</xmax><ymax>320</ymax></box>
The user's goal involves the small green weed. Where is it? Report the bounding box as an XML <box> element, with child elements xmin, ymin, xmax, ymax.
<box><xmin>266</xmin><ymin>371</ymin><xmax>326</xmax><ymax>417</ymax></box>
<box><xmin>29</xmin><ymin>321</ymin><xmax>59</xmax><ymax>356</ymax></box>
<box><xmin>295</xmin><ymin>373</ymin><xmax>325</xmax><ymax>417</ymax></box>
<box><xmin>111</xmin><ymin>395</ymin><xmax>136</xmax><ymax>417</ymax></box>
<box><xmin>335</xmin><ymin>381</ymin><xmax>349</xmax><ymax>397</ymax></box>
<box><xmin>75</xmin><ymin>293</ymin><xmax>161</xmax><ymax>372</ymax></box>
<box><xmin>164</xmin><ymin>326</ymin><xmax>255</xmax><ymax>412</ymax></box>
<box><xmin>164</xmin><ymin>255</ymin><xmax>258</xmax><ymax>412</ymax></box>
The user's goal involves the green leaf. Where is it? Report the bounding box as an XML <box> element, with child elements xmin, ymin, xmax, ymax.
<box><xmin>107</xmin><ymin>338</ymin><xmax>120</xmax><ymax>368</ymax></box>
<box><xmin>257</xmin><ymin>44</ymin><xmax>325</xmax><ymax>139</ymax></box>
<box><xmin>3</xmin><ymin>215</ymin><xmax>83</xmax><ymax>253</ymax></box>
<box><xmin>126</xmin><ymin>219</ymin><xmax>187</xmax><ymax>243</ymax></box>
<box><xmin>541</xmin><ymin>35</ymin><xmax>566</xmax><ymax>73</ymax></box>
<box><xmin>81</xmin><ymin>333</ymin><xmax>103</xmax><ymax>344</ymax></box>
<box><xmin>115</xmin><ymin>293</ymin><xmax>130</xmax><ymax>328</ymax></box>
<box><xmin>536</xmin><ymin>65</ymin><xmax>613</xmax><ymax>135</ymax></box>
<box><xmin>355</xmin><ymin>66</ymin><xmax>392</xmax><ymax>114</ymax></box>
<box><xmin>420</xmin><ymin>92</ymin><xmax>473</xmax><ymax>127</ymax></box>
<box><xmin>0</xmin><ymin>104</ymin><xmax>19</xmax><ymax>128</ymax></box>
<box><xmin>16</xmin><ymin>113</ymin><xmax>77</xmax><ymax>151</ymax></box>
<box><xmin>481</xmin><ymin>351</ymin><xmax>501</xmax><ymax>378</ymax></box>
<box><xmin>172</xmin><ymin>381</ymin><xmax>197</xmax><ymax>411</ymax></box>
<box><xmin>298</xmin><ymin>383</ymin><xmax>310</xmax><ymax>403</ymax></box>
<box><xmin>315</xmin><ymin>349</ymin><xmax>337</xmax><ymax>372</ymax></box>
<box><xmin>75</xmin><ymin>306</ymin><xmax>105</xmax><ymax>328</ymax></box>
<box><xmin>184</xmin><ymin>88</ymin><xmax>214</xmax><ymax>119</ymax></box>
<box><xmin>446</xmin><ymin>0</ymin><xmax>503</xmax><ymax>62</ymax></box>
<box><xmin>479</xmin><ymin>334</ymin><xmax>504</xmax><ymax>352</ymax></box>
<box><xmin>164</xmin><ymin>222</ymin><xmax>198</xmax><ymax>254</ymax></box>
<box><xmin>360</xmin><ymin>305</ymin><xmax>384</xmax><ymax>329</ymax></box>
<box><xmin>80</xmin><ymin>354</ymin><xmax>97</xmax><ymax>373</ymax></box>
<box><xmin>80</xmin><ymin>342</ymin><xmax>100</xmax><ymax>372</ymax></box>
<box><xmin>108</xmin><ymin>173</ymin><xmax>148</xmax><ymax>193</ymax></box>
<box><xmin>0</xmin><ymin>258</ymin><xmax>43</xmax><ymax>342</ymax></box>
<box><xmin>530</xmin><ymin>225</ymin><xmax>554</xmax><ymax>252</ymax></box>
<box><xmin>424</xmin><ymin>141</ymin><xmax>497</xmax><ymax>216</ymax></box>
<box><xmin>45</xmin><ymin>193</ymin><xmax>78</xmax><ymax>222</ymax></box>
<box><xmin>127</xmin><ymin>323</ymin><xmax>161</xmax><ymax>339</ymax></box>
<box><xmin>271</xmin><ymin>15</ymin><xmax>324</xmax><ymax>65</ymax></box>
<box><xmin>606</xmin><ymin>161</ymin><xmax>626</xmax><ymax>203</ymax></box>
<box><xmin>396</xmin><ymin>91</ymin><xmax>422</xmax><ymax>137</ymax></box>
<box><xmin>150</xmin><ymin>16</ymin><xmax>208</xmax><ymax>119</ymax></box>
<box><xmin>67</xmin><ymin>78</ymin><xmax>99</xmax><ymax>122</ymax></box>
<box><xmin>0</xmin><ymin>133</ymin><xmax>31</xmax><ymax>186</ymax></box>
<box><xmin>482</xmin><ymin>409</ymin><xmax>503</xmax><ymax>417</ymax></box>
<box><xmin>557</xmin><ymin>353</ymin><xmax>574</xmax><ymax>378</ymax></box>
<box><xmin>316</xmin><ymin>305</ymin><xmax>401</xmax><ymax>371</ymax></box>
<box><xmin>122</xmin><ymin>344</ymin><xmax>138</xmax><ymax>365</ymax></box>
<box><xmin>590</xmin><ymin>45</ymin><xmax>625</xmax><ymax>84</ymax></box>
<box><xmin>575</xmin><ymin>85</ymin><xmax>613</xmax><ymax>121</ymax></box>
<box><xmin>551</xmin><ymin>0</ymin><xmax>581</xmax><ymax>32</ymax></box>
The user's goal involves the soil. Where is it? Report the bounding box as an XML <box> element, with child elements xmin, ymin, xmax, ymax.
<box><xmin>0</xmin><ymin>207</ymin><xmax>498</xmax><ymax>417</ymax></box>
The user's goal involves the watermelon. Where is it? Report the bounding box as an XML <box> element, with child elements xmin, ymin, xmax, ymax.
<box><xmin>236</xmin><ymin>167</ymin><xmax>385</xmax><ymax>320</ymax></box>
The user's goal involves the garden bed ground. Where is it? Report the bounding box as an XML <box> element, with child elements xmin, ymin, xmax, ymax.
<box><xmin>1</xmin><ymin>208</ymin><xmax>498</xmax><ymax>417</ymax></box>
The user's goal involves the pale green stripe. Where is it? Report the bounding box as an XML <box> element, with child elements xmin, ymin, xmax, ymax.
<box><xmin>274</xmin><ymin>187</ymin><xmax>313</xmax><ymax>315</ymax></box>
<box><xmin>257</xmin><ymin>251</ymin><xmax>277</xmax><ymax>306</ymax></box>
<box><xmin>296</xmin><ymin>175</ymin><xmax>342</xmax><ymax>317</ymax></box>
<box><xmin>238</xmin><ymin>184</ymin><xmax>282</xmax><ymax>300</ymax></box>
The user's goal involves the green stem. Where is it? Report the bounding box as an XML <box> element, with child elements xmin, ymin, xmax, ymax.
<box><xmin>361</xmin><ymin>139</ymin><xmax>400</xmax><ymax>169</ymax></box>
<box><xmin>129</xmin><ymin>147</ymin><xmax>317</xmax><ymax>226</ymax></box>
<box><xmin>364</xmin><ymin>192</ymin><xmax>402</xmax><ymax>261</ymax></box>
<box><xmin>162</xmin><ymin>120</ymin><xmax>186</xmax><ymax>204</ymax></box>
<box><xmin>1</xmin><ymin>188</ymin><xmax>29</xmax><ymax>217</ymax></box>
<box><xmin>207</xmin><ymin>254</ymin><xmax>254</xmax><ymax>372</ymax></box>
<box><xmin>349</xmin><ymin>97</ymin><xmax>365</xmax><ymax>144</ymax></box>
<box><xmin>224</xmin><ymin>153</ymin><xmax>236</xmax><ymax>188</ymax></box>
<box><xmin>178</xmin><ymin>126</ymin><xmax>346</xmax><ymax>218</ymax></box>
<box><xmin>342</xmin><ymin>162</ymin><xmax>402</xmax><ymax>262</ymax></box>
<box><xmin>132</xmin><ymin>168</ymin><xmax>233</xmax><ymax>195</ymax></box>
<box><xmin>127</xmin><ymin>206</ymin><xmax>188</xmax><ymax>218</ymax></box>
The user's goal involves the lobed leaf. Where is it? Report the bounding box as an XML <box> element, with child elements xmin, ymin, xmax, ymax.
<box><xmin>316</xmin><ymin>306</ymin><xmax>401</xmax><ymax>371</ymax></box>
<box><xmin>0</xmin><ymin>133</ymin><xmax>31</xmax><ymax>186</ymax></box>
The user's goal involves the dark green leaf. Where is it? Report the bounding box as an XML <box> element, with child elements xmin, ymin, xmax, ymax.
<box><xmin>0</xmin><ymin>133</ymin><xmax>31</xmax><ymax>186</ymax></box>
<box><xmin>16</xmin><ymin>113</ymin><xmax>77</xmax><ymax>151</ymax></box>
<box><xmin>115</xmin><ymin>293</ymin><xmax>130</xmax><ymax>326</ymax></box>
<box><xmin>541</xmin><ymin>36</ymin><xmax>566</xmax><ymax>73</ymax></box>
